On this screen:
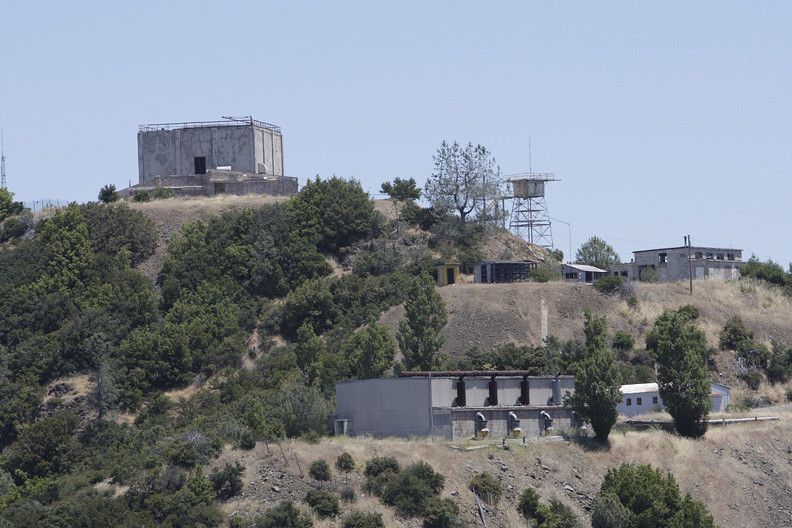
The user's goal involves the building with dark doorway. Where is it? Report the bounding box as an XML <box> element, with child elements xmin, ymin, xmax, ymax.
<box><xmin>334</xmin><ymin>371</ymin><xmax>576</xmax><ymax>439</ymax></box>
<box><xmin>609</xmin><ymin>246</ymin><xmax>745</xmax><ymax>282</ymax></box>
<box><xmin>129</xmin><ymin>116</ymin><xmax>297</xmax><ymax>198</ymax></box>
<box><xmin>474</xmin><ymin>260</ymin><xmax>538</xmax><ymax>283</ymax></box>
<box><xmin>561</xmin><ymin>263</ymin><xmax>608</xmax><ymax>283</ymax></box>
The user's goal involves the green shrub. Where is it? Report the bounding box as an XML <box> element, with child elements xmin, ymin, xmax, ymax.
<box><xmin>626</xmin><ymin>296</ymin><xmax>639</xmax><ymax>309</ymax></box>
<box><xmin>519</xmin><ymin>488</ymin><xmax>581</xmax><ymax>527</ymax></box>
<box><xmin>469</xmin><ymin>472</ymin><xmax>502</xmax><ymax>504</ymax></box>
<box><xmin>336</xmin><ymin>452</ymin><xmax>355</xmax><ymax>474</ymax></box>
<box><xmin>98</xmin><ymin>184</ymin><xmax>120</xmax><ymax>203</ymax></box>
<box><xmin>153</xmin><ymin>187</ymin><xmax>177</xmax><ymax>199</ymax></box>
<box><xmin>309</xmin><ymin>459</ymin><xmax>331</xmax><ymax>481</ymax></box>
<box><xmin>719</xmin><ymin>316</ymin><xmax>753</xmax><ymax>350</ymax></box>
<box><xmin>364</xmin><ymin>456</ymin><xmax>400</xmax><ymax>478</ymax></box>
<box><xmin>210</xmin><ymin>461</ymin><xmax>245</xmax><ymax>500</ymax></box>
<box><xmin>737</xmin><ymin>339</ymin><xmax>770</xmax><ymax>369</ymax></box>
<box><xmin>592</xmin><ymin>492</ymin><xmax>630</xmax><ymax>528</ymax></box>
<box><xmin>612</xmin><ymin>331</ymin><xmax>635</xmax><ymax>351</ymax></box>
<box><xmin>301</xmin><ymin>430</ymin><xmax>321</xmax><ymax>444</ymax></box>
<box><xmin>240</xmin><ymin>429</ymin><xmax>256</xmax><ymax>450</ymax></box>
<box><xmin>132</xmin><ymin>190</ymin><xmax>150</xmax><ymax>202</ymax></box>
<box><xmin>676</xmin><ymin>304</ymin><xmax>700</xmax><ymax>321</ymax></box>
<box><xmin>381</xmin><ymin>461</ymin><xmax>444</xmax><ymax>516</ymax></box>
<box><xmin>340</xmin><ymin>486</ymin><xmax>356</xmax><ymax>503</ymax></box>
<box><xmin>742</xmin><ymin>371</ymin><xmax>763</xmax><ymax>391</ymax></box>
<box><xmin>639</xmin><ymin>266</ymin><xmax>659</xmax><ymax>283</ymax></box>
<box><xmin>527</xmin><ymin>264</ymin><xmax>562</xmax><ymax>282</ymax></box>
<box><xmin>596</xmin><ymin>463</ymin><xmax>716</xmax><ymax>528</ymax></box>
<box><xmin>518</xmin><ymin>488</ymin><xmax>542</xmax><ymax>518</ymax></box>
<box><xmin>787</xmin><ymin>389</ymin><xmax>792</xmax><ymax>402</ymax></box>
<box><xmin>304</xmin><ymin>489</ymin><xmax>339</xmax><ymax>518</ymax></box>
<box><xmin>593</xmin><ymin>275</ymin><xmax>623</xmax><ymax>294</ymax></box>
<box><xmin>423</xmin><ymin>497</ymin><xmax>465</xmax><ymax>528</ymax></box>
<box><xmin>342</xmin><ymin>511</ymin><xmax>384</xmax><ymax>528</ymax></box>
<box><xmin>257</xmin><ymin>500</ymin><xmax>313</xmax><ymax>528</ymax></box>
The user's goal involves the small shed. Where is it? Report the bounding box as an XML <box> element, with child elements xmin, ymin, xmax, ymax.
<box><xmin>562</xmin><ymin>263</ymin><xmax>607</xmax><ymax>283</ymax></box>
<box><xmin>437</xmin><ymin>263</ymin><xmax>461</xmax><ymax>286</ymax></box>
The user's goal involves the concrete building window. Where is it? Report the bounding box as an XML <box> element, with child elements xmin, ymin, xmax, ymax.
<box><xmin>621</xmin><ymin>271</ymin><xmax>628</xmax><ymax>277</ymax></box>
<box><xmin>637</xmin><ymin>397</ymin><xmax>642</xmax><ymax>405</ymax></box>
<box><xmin>626</xmin><ymin>398</ymin><xmax>632</xmax><ymax>406</ymax></box>
<box><xmin>706</xmin><ymin>252</ymin><xmax>714</xmax><ymax>260</ymax></box>
<box><xmin>717</xmin><ymin>253</ymin><xmax>725</xmax><ymax>260</ymax></box>
<box><xmin>727</xmin><ymin>253</ymin><xmax>735</xmax><ymax>260</ymax></box>
<box><xmin>695</xmin><ymin>252</ymin><xmax>703</xmax><ymax>259</ymax></box>
<box><xmin>652</xmin><ymin>396</ymin><xmax>658</xmax><ymax>405</ymax></box>
<box><xmin>658</xmin><ymin>253</ymin><xmax>667</xmax><ymax>263</ymax></box>
<box><xmin>565</xmin><ymin>272</ymin><xmax>578</xmax><ymax>280</ymax></box>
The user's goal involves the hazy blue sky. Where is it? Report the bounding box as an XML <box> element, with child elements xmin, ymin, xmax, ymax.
<box><xmin>2</xmin><ymin>2</ymin><xmax>790</xmax><ymax>265</ymax></box>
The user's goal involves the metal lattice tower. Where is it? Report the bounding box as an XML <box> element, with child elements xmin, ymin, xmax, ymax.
<box><xmin>505</xmin><ymin>172</ymin><xmax>559</xmax><ymax>249</ymax></box>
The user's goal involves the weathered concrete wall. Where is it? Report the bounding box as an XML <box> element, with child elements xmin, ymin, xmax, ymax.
<box><xmin>617</xmin><ymin>390</ymin><xmax>662</xmax><ymax>417</ymax></box>
<box><xmin>612</xmin><ymin>247</ymin><xmax>744</xmax><ymax>282</ymax></box>
<box><xmin>138</xmin><ymin>125</ymin><xmax>284</xmax><ymax>183</ymax></box>
<box><xmin>336</xmin><ymin>376</ymin><xmax>576</xmax><ymax>439</ymax></box>
<box><xmin>449</xmin><ymin>406</ymin><xmax>574</xmax><ymax>439</ymax></box>
<box><xmin>124</xmin><ymin>171</ymin><xmax>298</xmax><ymax>198</ymax></box>
<box><xmin>336</xmin><ymin>378</ymin><xmax>431</xmax><ymax>438</ymax></box>
<box><xmin>254</xmin><ymin>127</ymin><xmax>284</xmax><ymax>176</ymax></box>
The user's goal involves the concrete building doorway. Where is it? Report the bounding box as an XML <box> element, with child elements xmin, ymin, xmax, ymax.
<box><xmin>194</xmin><ymin>156</ymin><xmax>207</xmax><ymax>174</ymax></box>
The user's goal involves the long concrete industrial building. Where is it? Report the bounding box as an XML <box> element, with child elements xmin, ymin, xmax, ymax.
<box><xmin>334</xmin><ymin>371</ymin><xmax>576</xmax><ymax>440</ymax></box>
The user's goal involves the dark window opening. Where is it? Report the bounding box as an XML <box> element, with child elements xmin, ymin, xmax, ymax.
<box><xmin>456</xmin><ymin>378</ymin><xmax>466</xmax><ymax>407</ymax></box>
<box><xmin>446</xmin><ymin>268</ymin><xmax>455</xmax><ymax>285</ymax></box>
<box><xmin>488</xmin><ymin>377</ymin><xmax>498</xmax><ymax>406</ymax></box>
<box><xmin>652</xmin><ymin>396</ymin><xmax>658</xmax><ymax>404</ymax></box>
<box><xmin>194</xmin><ymin>156</ymin><xmax>207</xmax><ymax>174</ymax></box>
<box><xmin>637</xmin><ymin>397</ymin><xmax>642</xmax><ymax>405</ymax></box>
<box><xmin>520</xmin><ymin>377</ymin><xmax>530</xmax><ymax>405</ymax></box>
<box><xmin>626</xmin><ymin>398</ymin><xmax>632</xmax><ymax>406</ymax></box>
<box><xmin>658</xmin><ymin>253</ymin><xmax>667</xmax><ymax>263</ymax></box>
<box><xmin>695</xmin><ymin>252</ymin><xmax>703</xmax><ymax>259</ymax></box>
<box><xmin>727</xmin><ymin>253</ymin><xmax>735</xmax><ymax>261</ymax></box>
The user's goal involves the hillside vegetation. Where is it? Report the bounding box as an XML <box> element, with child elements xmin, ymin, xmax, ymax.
<box><xmin>0</xmin><ymin>182</ymin><xmax>791</xmax><ymax>527</ymax></box>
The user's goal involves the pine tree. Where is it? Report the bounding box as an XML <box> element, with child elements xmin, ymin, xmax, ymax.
<box><xmin>563</xmin><ymin>309</ymin><xmax>623</xmax><ymax>443</ymax></box>
<box><xmin>648</xmin><ymin>309</ymin><xmax>711</xmax><ymax>438</ymax></box>
<box><xmin>397</xmin><ymin>272</ymin><xmax>448</xmax><ymax>371</ymax></box>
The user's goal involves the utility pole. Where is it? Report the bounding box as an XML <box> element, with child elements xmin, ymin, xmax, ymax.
<box><xmin>685</xmin><ymin>235</ymin><xmax>693</xmax><ymax>295</ymax></box>
<box><xmin>1</xmin><ymin>130</ymin><xmax>6</xmax><ymax>189</ymax></box>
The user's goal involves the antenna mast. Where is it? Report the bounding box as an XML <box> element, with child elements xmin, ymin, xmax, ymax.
<box><xmin>1</xmin><ymin>131</ymin><xmax>6</xmax><ymax>189</ymax></box>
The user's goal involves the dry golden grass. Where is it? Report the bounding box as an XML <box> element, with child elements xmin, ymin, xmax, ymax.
<box><xmin>45</xmin><ymin>374</ymin><xmax>93</xmax><ymax>403</ymax></box>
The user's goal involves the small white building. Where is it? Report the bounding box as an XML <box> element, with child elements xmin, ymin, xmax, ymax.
<box><xmin>561</xmin><ymin>263</ymin><xmax>608</xmax><ymax>283</ymax></box>
<box><xmin>617</xmin><ymin>381</ymin><xmax>731</xmax><ymax>417</ymax></box>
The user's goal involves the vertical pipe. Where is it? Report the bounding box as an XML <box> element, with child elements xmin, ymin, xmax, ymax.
<box><xmin>428</xmin><ymin>373</ymin><xmax>434</xmax><ymax>442</ymax></box>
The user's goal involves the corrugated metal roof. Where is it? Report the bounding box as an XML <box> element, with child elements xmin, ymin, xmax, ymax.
<box><xmin>563</xmin><ymin>263</ymin><xmax>607</xmax><ymax>273</ymax></box>
<box><xmin>620</xmin><ymin>382</ymin><xmax>659</xmax><ymax>394</ymax></box>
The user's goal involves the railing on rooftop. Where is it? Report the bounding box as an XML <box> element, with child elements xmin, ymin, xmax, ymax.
<box><xmin>139</xmin><ymin>116</ymin><xmax>281</xmax><ymax>133</ymax></box>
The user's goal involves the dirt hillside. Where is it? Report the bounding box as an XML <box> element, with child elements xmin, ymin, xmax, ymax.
<box><xmin>379</xmin><ymin>279</ymin><xmax>792</xmax><ymax>401</ymax></box>
<box><xmin>128</xmin><ymin>195</ymin><xmax>288</xmax><ymax>281</ymax></box>
<box><xmin>203</xmin><ymin>410</ymin><xmax>792</xmax><ymax>528</ymax></box>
